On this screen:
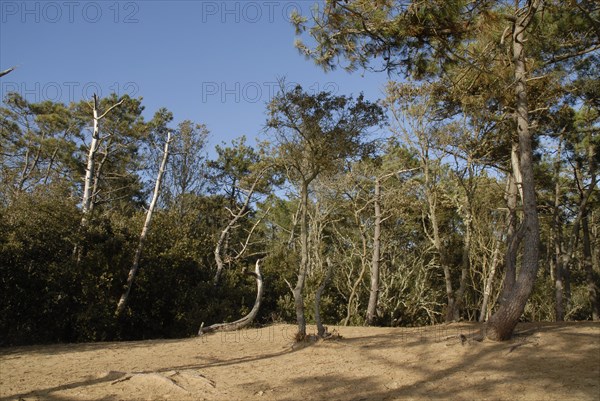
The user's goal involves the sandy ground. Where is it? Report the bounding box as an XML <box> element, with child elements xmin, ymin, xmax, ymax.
<box><xmin>1</xmin><ymin>322</ymin><xmax>599</xmax><ymax>401</ymax></box>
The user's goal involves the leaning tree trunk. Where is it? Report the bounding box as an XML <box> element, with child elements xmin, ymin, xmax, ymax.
<box><xmin>366</xmin><ymin>177</ymin><xmax>382</xmax><ymax>325</ymax></box>
<box><xmin>115</xmin><ymin>131</ymin><xmax>171</xmax><ymax>317</ymax></box>
<box><xmin>199</xmin><ymin>259</ymin><xmax>264</xmax><ymax>335</ymax></box>
<box><xmin>486</xmin><ymin>2</ymin><xmax>541</xmax><ymax>340</ymax></box>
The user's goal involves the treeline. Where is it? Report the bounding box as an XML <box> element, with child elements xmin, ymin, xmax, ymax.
<box><xmin>1</xmin><ymin>0</ymin><xmax>599</xmax><ymax>346</ymax></box>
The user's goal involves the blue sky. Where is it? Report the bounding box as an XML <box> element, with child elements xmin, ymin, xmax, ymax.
<box><xmin>1</xmin><ymin>0</ymin><xmax>391</xmax><ymax>155</ymax></box>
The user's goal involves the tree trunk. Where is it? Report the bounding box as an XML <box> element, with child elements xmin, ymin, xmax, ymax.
<box><xmin>486</xmin><ymin>3</ymin><xmax>542</xmax><ymax>340</ymax></box>
<box><xmin>81</xmin><ymin>94</ymin><xmax>101</xmax><ymax>227</ymax></box>
<box><xmin>502</xmin><ymin>153</ymin><xmax>521</xmax><ymax>300</ymax></box>
<box><xmin>315</xmin><ymin>257</ymin><xmax>333</xmax><ymax>337</ymax></box>
<box><xmin>199</xmin><ymin>259</ymin><xmax>264</xmax><ymax>335</ymax></box>
<box><xmin>424</xmin><ymin>160</ymin><xmax>455</xmax><ymax>323</ymax></box>
<box><xmin>432</xmin><ymin>204</ymin><xmax>455</xmax><ymax>323</ymax></box>
<box><xmin>453</xmin><ymin>211</ymin><xmax>470</xmax><ymax>321</ymax></box>
<box><xmin>343</xmin><ymin>209</ymin><xmax>368</xmax><ymax>326</ymax></box>
<box><xmin>582</xmin><ymin>213</ymin><xmax>600</xmax><ymax>320</ymax></box>
<box><xmin>74</xmin><ymin>94</ymin><xmax>123</xmax><ymax>260</ymax></box>
<box><xmin>293</xmin><ymin>180</ymin><xmax>310</xmax><ymax>340</ymax></box>
<box><xmin>479</xmin><ymin>235</ymin><xmax>501</xmax><ymax>322</ymax></box>
<box><xmin>581</xmin><ymin>133</ymin><xmax>598</xmax><ymax>320</ymax></box>
<box><xmin>553</xmin><ymin>137</ymin><xmax>565</xmax><ymax>321</ymax></box>
<box><xmin>89</xmin><ymin>140</ymin><xmax>112</xmax><ymax>215</ymax></box>
<box><xmin>115</xmin><ymin>131</ymin><xmax>171</xmax><ymax>317</ymax></box>
<box><xmin>366</xmin><ymin>177</ymin><xmax>382</xmax><ymax>325</ymax></box>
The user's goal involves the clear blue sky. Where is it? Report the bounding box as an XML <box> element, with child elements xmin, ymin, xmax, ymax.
<box><xmin>0</xmin><ymin>0</ymin><xmax>391</xmax><ymax>155</ymax></box>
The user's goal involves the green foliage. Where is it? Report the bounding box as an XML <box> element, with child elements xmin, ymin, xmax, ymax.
<box><xmin>2</xmin><ymin>2</ymin><xmax>599</xmax><ymax>344</ymax></box>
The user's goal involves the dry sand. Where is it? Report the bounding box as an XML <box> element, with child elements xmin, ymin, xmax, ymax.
<box><xmin>1</xmin><ymin>322</ymin><xmax>599</xmax><ymax>401</ymax></box>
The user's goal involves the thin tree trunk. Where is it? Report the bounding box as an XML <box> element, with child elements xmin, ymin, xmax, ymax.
<box><xmin>292</xmin><ymin>180</ymin><xmax>310</xmax><ymax>340</ymax></box>
<box><xmin>424</xmin><ymin>158</ymin><xmax>455</xmax><ymax>322</ymax></box>
<box><xmin>89</xmin><ymin>140</ymin><xmax>112</xmax><ymax>214</ymax></box>
<box><xmin>343</xmin><ymin>206</ymin><xmax>369</xmax><ymax>326</ymax></box>
<box><xmin>479</xmin><ymin>235</ymin><xmax>501</xmax><ymax>322</ymax></box>
<box><xmin>43</xmin><ymin>147</ymin><xmax>59</xmax><ymax>185</ymax></box>
<box><xmin>581</xmin><ymin>134</ymin><xmax>598</xmax><ymax>320</ymax></box>
<box><xmin>81</xmin><ymin>95</ymin><xmax>99</xmax><ymax>223</ymax></box>
<box><xmin>74</xmin><ymin>95</ymin><xmax>123</xmax><ymax>260</ymax></box>
<box><xmin>115</xmin><ymin>131</ymin><xmax>171</xmax><ymax>317</ymax></box>
<box><xmin>366</xmin><ymin>177</ymin><xmax>382</xmax><ymax>325</ymax></box>
<box><xmin>582</xmin><ymin>213</ymin><xmax>599</xmax><ymax>320</ymax></box>
<box><xmin>199</xmin><ymin>259</ymin><xmax>264</xmax><ymax>335</ymax></box>
<box><xmin>486</xmin><ymin>2</ymin><xmax>542</xmax><ymax>340</ymax></box>
<box><xmin>315</xmin><ymin>257</ymin><xmax>333</xmax><ymax>337</ymax></box>
<box><xmin>431</xmin><ymin>201</ymin><xmax>455</xmax><ymax>323</ymax></box>
<box><xmin>81</xmin><ymin>95</ymin><xmax>123</xmax><ymax>224</ymax></box>
<box><xmin>479</xmin><ymin>175</ymin><xmax>512</xmax><ymax>322</ymax></box>
<box><xmin>553</xmin><ymin>137</ymin><xmax>565</xmax><ymax>321</ymax></box>
<box><xmin>453</xmin><ymin>211</ymin><xmax>470</xmax><ymax>321</ymax></box>
<box><xmin>559</xmin><ymin>159</ymin><xmax>596</xmax><ymax>319</ymax></box>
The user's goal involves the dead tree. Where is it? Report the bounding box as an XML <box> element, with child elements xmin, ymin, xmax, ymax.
<box><xmin>73</xmin><ymin>94</ymin><xmax>124</xmax><ymax>261</ymax></box>
<box><xmin>115</xmin><ymin>131</ymin><xmax>172</xmax><ymax>317</ymax></box>
<box><xmin>199</xmin><ymin>259</ymin><xmax>264</xmax><ymax>335</ymax></box>
<box><xmin>81</xmin><ymin>94</ymin><xmax>124</xmax><ymax>226</ymax></box>
<box><xmin>213</xmin><ymin>170</ymin><xmax>266</xmax><ymax>285</ymax></box>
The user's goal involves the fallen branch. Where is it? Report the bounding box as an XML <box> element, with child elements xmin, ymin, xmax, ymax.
<box><xmin>199</xmin><ymin>259</ymin><xmax>264</xmax><ymax>335</ymax></box>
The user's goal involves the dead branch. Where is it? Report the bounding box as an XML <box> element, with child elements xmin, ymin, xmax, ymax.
<box><xmin>199</xmin><ymin>259</ymin><xmax>264</xmax><ymax>335</ymax></box>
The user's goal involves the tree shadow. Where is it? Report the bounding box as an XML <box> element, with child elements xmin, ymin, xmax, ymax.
<box><xmin>0</xmin><ymin>371</ymin><xmax>126</xmax><ymax>401</ymax></box>
<box><xmin>1</xmin><ymin>322</ymin><xmax>598</xmax><ymax>401</ymax></box>
<box><xmin>273</xmin><ymin>322</ymin><xmax>600</xmax><ymax>401</ymax></box>
<box><xmin>0</xmin><ymin>327</ymin><xmax>317</xmax><ymax>401</ymax></box>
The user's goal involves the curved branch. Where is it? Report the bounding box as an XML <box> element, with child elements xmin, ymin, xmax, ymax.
<box><xmin>199</xmin><ymin>259</ymin><xmax>264</xmax><ymax>335</ymax></box>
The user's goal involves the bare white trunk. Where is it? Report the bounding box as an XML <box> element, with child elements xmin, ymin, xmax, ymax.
<box><xmin>81</xmin><ymin>95</ymin><xmax>124</xmax><ymax>223</ymax></box>
<box><xmin>199</xmin><ymin>259</ymin><xmax>264</xmax><ymax>335</ymax></box>
<box><xmin>81</xmin><ymin>95</ymin><xmax>100</xmax><ymax>221</ymax></box>
<box><xmin>115</xmin><ymin>131</ymin><xmax>172</xmax><ymax>317</ymax></box>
